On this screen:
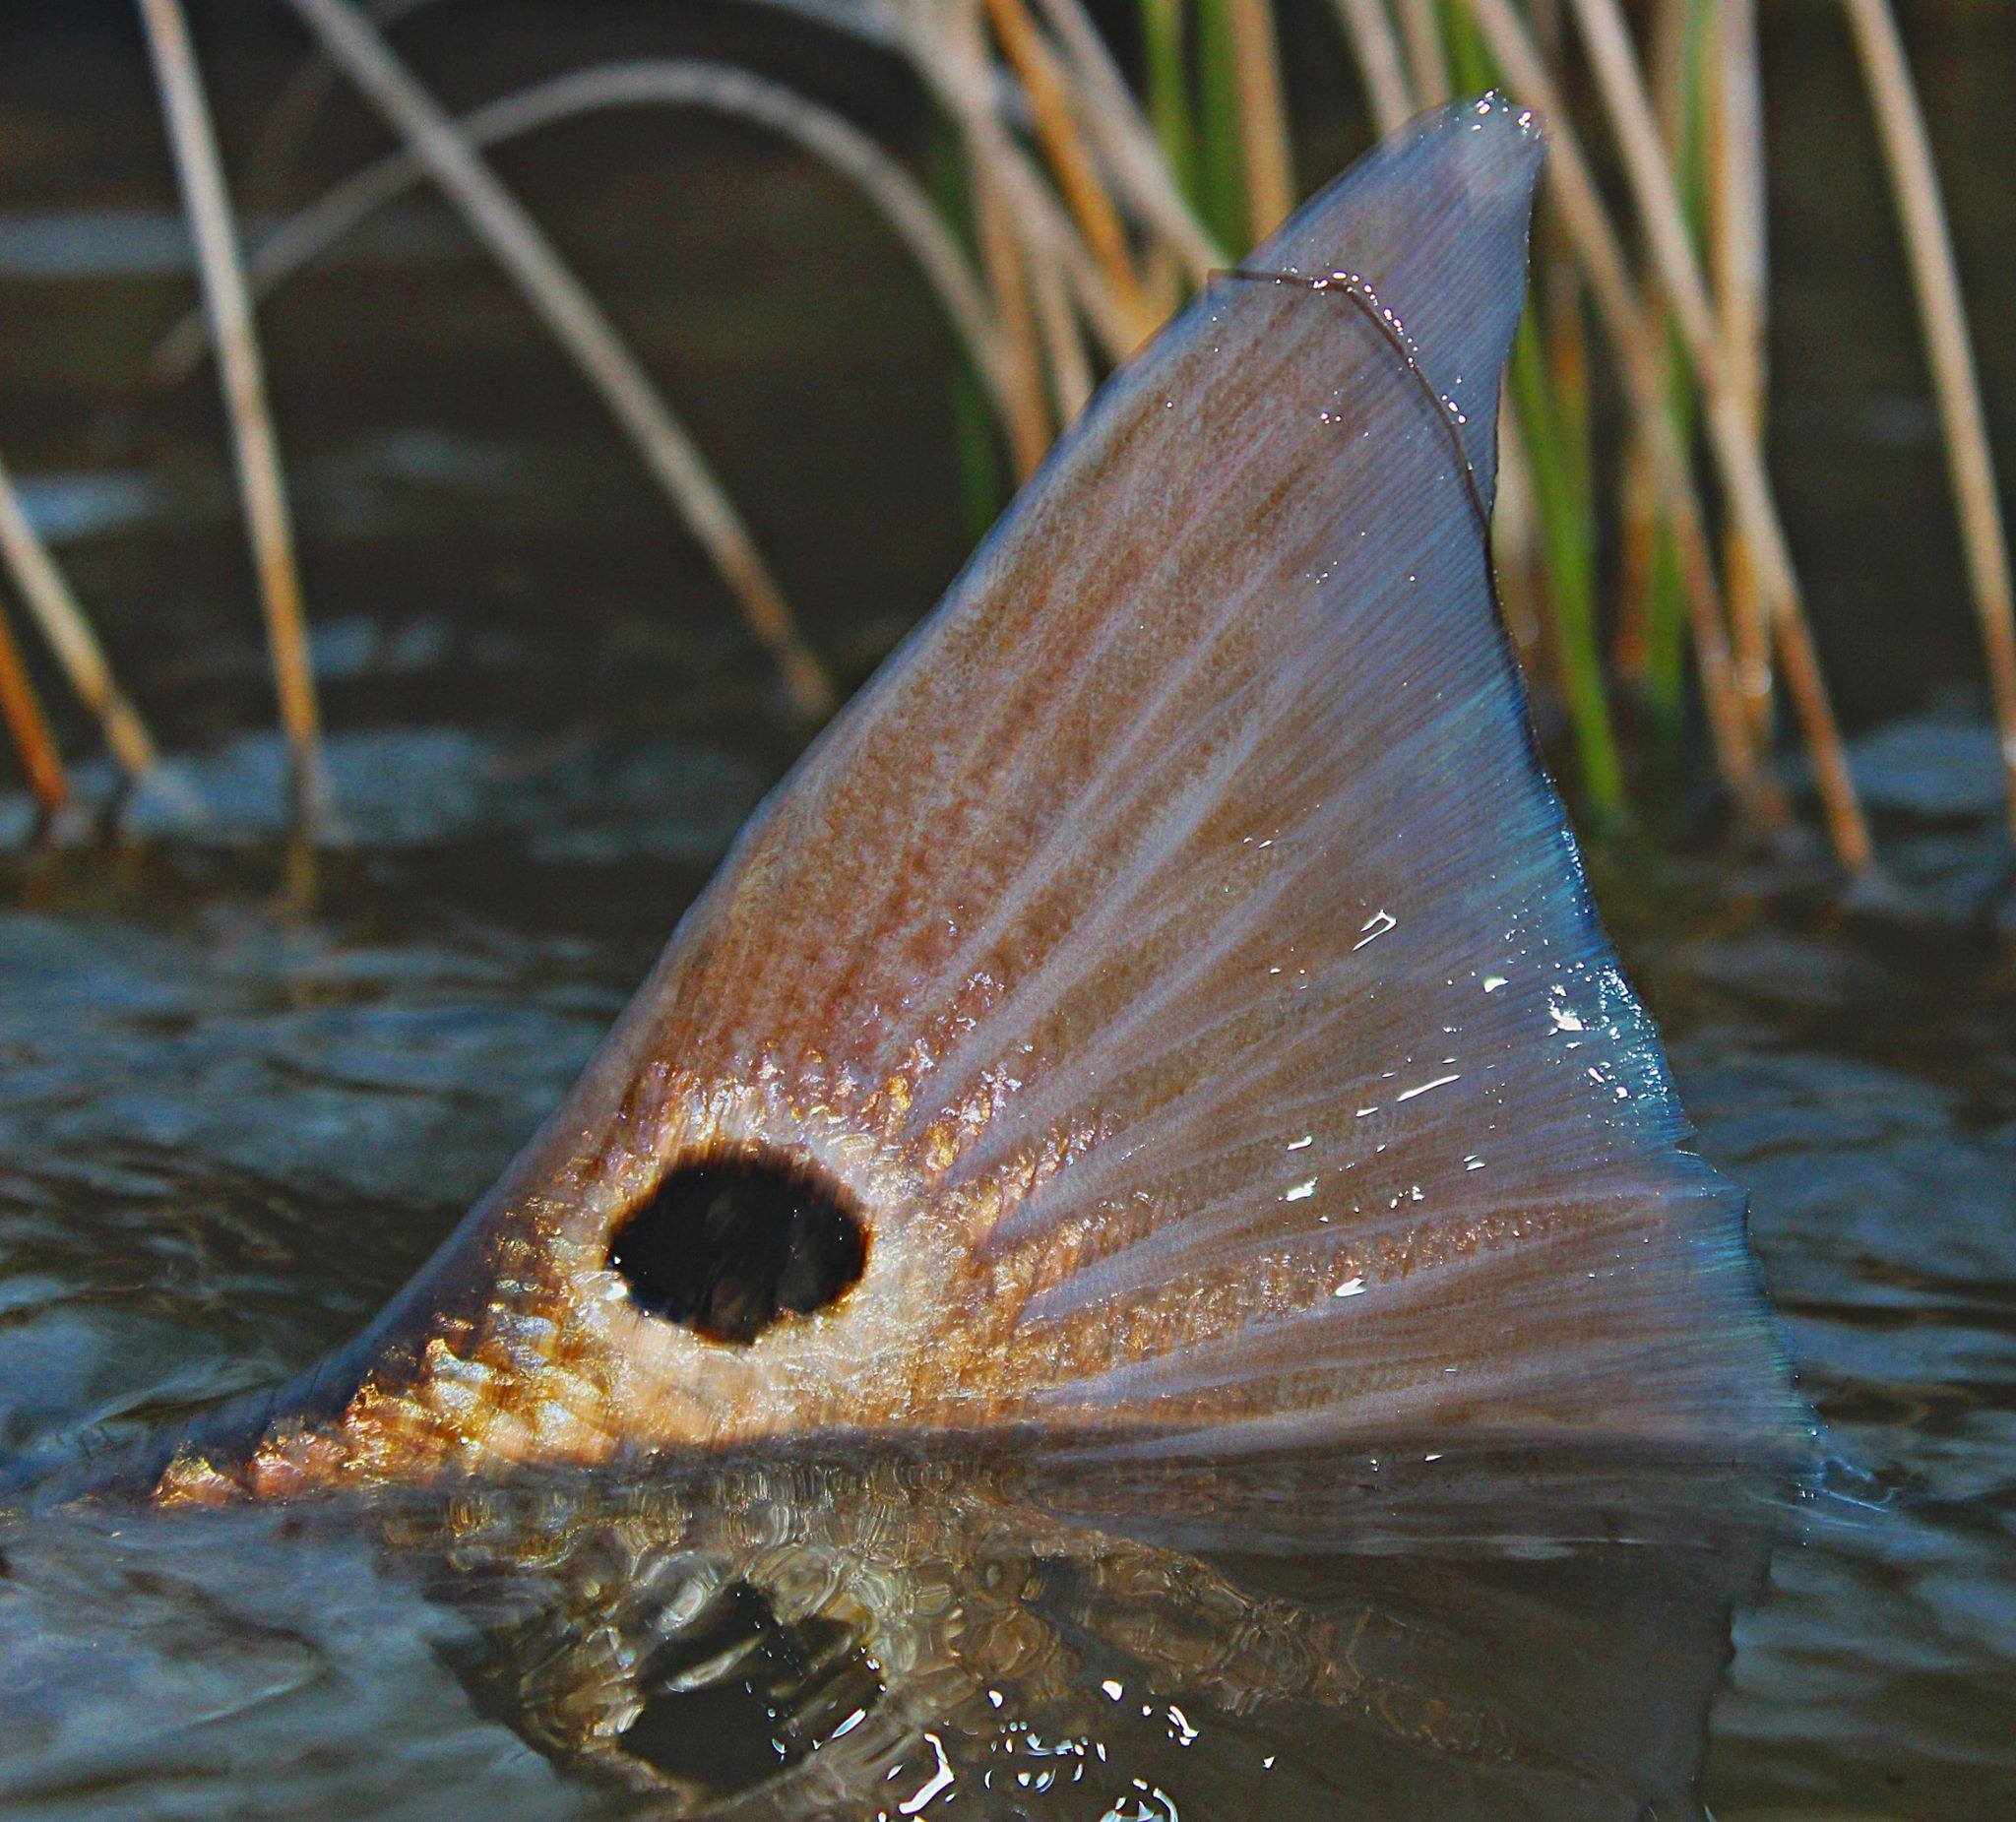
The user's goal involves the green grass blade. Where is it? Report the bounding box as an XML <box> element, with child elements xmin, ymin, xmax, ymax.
<box><xmin>1140</xmin><ymin>0</ymin><xmax>1200</xmax><ymax>203</ymax></box>
<box><xmin>1195</xmin><ymin>0</ymin><xmax>1252</xmax><ymax>251</ymax></box>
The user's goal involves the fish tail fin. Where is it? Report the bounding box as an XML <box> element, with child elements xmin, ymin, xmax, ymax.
<box><xmin>431</xmin><ymin>98</ymin><xmax>1800</xmax><ymax>1466</ymax></box>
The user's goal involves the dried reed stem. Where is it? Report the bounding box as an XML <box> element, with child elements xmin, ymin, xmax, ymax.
<box><xmin>1566</xmin><ymin>0</ymin><xmax>1869</xmax><ymax>866</ymax></box>
<box><xmin>1473</xmin><ymin>0</ymin><xmax>1865</xmax><ymax>863</ymax></box>
<box><xmin>1669</xmin><ymin>449</ymin><xmax>1771</xmax><ymax>812</ymax></box>
<box><xmin>1613</xmin><ymin>0</ymin><xmax>1701</xmax><ymax>721</ymax></box>
<box><xmin>0</xmin><ymin>601</ymin><xmax>68</xmax><ymax>815</ymax></box>
<box><xmin>982</xmin><ymin>0</ymin><xmax>1158</xmax><ymax>337</ymax></box>
<box><xmin>972</xmin><ymin>162</ymin><xmax>1055</xmax><ymax>476</ymax></box>
<box><xmin>1027</xmin><ymin>219</ymin><xmax>1095</xmax><ymax>424</ymax></box>
<box><xmin>1396</xmin><ymin>0</ymin><xmax>1453</xmax><ymax>106</ymax></box>
<box><xmin>1032</xmin><ymin>0</ymin><xmax>1223</xmax><ymax>276</ymax></box>
<box><xmin>280</xmin><ymin>0</ymin><xmax>835</xmax><ymax>715</ymax></box>
<box><xmin>251</xmin><ymin>0</ymin><xmax>906</xmax><ymax>200</ymax></box>
<box><xmin>247</xmin><ymin>0</ymin><xmax>437</xmax><ymax>197</ymax></box>
<box><xmin>1137</xmin><ymin>0</ymin><xmax>1196</xmax><ymax>205</ymax></box>
<box><xmin>928</xmin><ymin>0</ymin><xmax>1061</xmax><ymax>474</ymax></box>
<box><xmin>0</xmin><ymin>450</ymin><xmax>159</xmax><ymax>784</ymax></box>
<box><xmin>138</xmin><ymin>0</ymin><xmax>326</xmax><ymax>820</ymax></box>
<box><xmin>903</xmin><ymin>0</ymin><xmax>1140</xmax><ymax>363</ymax></box>
<box><xmin>1708</xmin><ymin>0</ymin><xmax>1774</xmax><ymax>738</ymax></box>
<box><xmin>1225</xmin><ymin>0</ymin><xmax>1297</xmax><ymax>237</ymax></box>
<box><xmin>1454</xmin><ymin>0</ymin><xmax>1762</xmax><ymax>805</ymax></box>
<box><xmin>1325</xmin><ymin>0</ymin><xmax>1417</xmax><ymax>135</ymax></box>
<box><xmin>1842</xmin><ymin>0</ymin><xmax>2016</xmax><ymax>844</ymax></box>
<box><xmin>155</xmin><ymin>62</ymin><xmax>1021</xmax><ymax>448</ymax></box>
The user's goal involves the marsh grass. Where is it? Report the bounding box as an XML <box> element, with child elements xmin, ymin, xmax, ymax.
<box><xmin>1841</xmin><ymin>0</ymin><xmax>2016</xmax><ymax>844</ymax></box>
<box><xmin>0</xmin><ymin>590</ymin><xmax>68</xmax><ymax>818</ymax></box>
<box><xmin>138</xmin><ymin>0</ymin><xmax>327</xmax><ymax>824</ymax></box>
<box><xmin>0</xmin><ymin>451</ymin><xmax>160</xmax><ymax>789</ymax></box>
<box><xmin>280</xmin><ymin>0</ymin><xmax>838</xmax><ymax>718</ymax></box>
<box><xmin>1</xmin><ymin>0</ymin><xmax>2009</xmax><ymax>876</ymax></box>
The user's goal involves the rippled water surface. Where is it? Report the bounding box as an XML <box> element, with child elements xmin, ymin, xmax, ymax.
<box><xmin>0</xmin><ymin>709</ymin><xmax>2010</xmax><ymax>1820</ymax></box>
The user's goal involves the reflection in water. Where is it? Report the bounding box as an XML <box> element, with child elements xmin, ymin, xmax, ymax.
<box><xmin>6</xmin><ymin>1445</ymin><xmax>1783</xmax><ymax>1820</ymax></box>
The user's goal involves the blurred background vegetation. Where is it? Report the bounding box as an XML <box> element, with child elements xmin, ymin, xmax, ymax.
<box><xmin>0</xmin><ymin>0</ymin><xmax>2011</xmax><ymax>878</ymax></box>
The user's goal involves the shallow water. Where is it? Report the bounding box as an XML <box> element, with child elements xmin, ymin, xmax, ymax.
<box><xmin>0</xmin><ymin>708</ymin><xmax>2011</xmax><ymax>1819</ymax></box>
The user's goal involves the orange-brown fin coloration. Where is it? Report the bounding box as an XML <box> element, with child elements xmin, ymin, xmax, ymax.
<box><xmin>103</xmin><ymin>97</ymin><xmax>1799</xmax><ymax>1500</ymax></box>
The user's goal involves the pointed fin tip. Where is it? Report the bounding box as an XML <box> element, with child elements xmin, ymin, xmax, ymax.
<box><xmin>1246</xmin><ymin>94</ymin><xmax>1543</xmax><ymax>500</ymax></box>
<box><xmin>1261</xmin><ymin>94</ymin><xmax>1544</xmax><ymax>282</ymax></box>
<box><xmin>1370</xmin><ymin>93</ymin><xmax>1544</xmax><ymax>209</ymax></box>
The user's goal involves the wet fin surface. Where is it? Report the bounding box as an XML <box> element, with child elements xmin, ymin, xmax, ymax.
<box><xmin>410</xmin><ymin>97</ymin><xmax>1796</xmax><ymax>1464</ymax></box>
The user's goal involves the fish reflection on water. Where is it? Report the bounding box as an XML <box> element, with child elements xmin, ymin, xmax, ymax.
<box><xmin>5</xmin><ymin>1445</ymin><xmax>1779</xmax><ymax>1818</ymax></box>
<box><xmin>5</xmin><ymin>97</ymin><xmax>1805</xmax><ymax>1819</ymax></box>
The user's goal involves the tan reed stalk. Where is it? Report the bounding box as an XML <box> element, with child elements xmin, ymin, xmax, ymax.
<box><xmin>1841</xmin><ymin>0</ymin><xmax>2016</xmax><ymax>844</ymax></box>
<box><xmin>1491</xmin><ymin>410</ymin><xmax>1544</xmax><ymax>654</ymax></box>
<box><xmin>280</xmin><ymin>0</ymin><xmax>835</xmax><ymax>717</ymax></box>
<box><xmin>1475</xmin><ymin>0</ymin><xmax>1867</xmax><ymax>865</ymax></box>
<box><xmin>152</xmin><ymin>62</ymin><xmax>1021</xmax><ymax>448</ymax></box>
<box><xmin>1607</xmin><ymin>0</ymin><xmax>1695</xmax><ymax>705</ymax></box>
<box><xmin>1609</xmin><ymin>8</ymin><xmax>1761</xmax><ymax>808</ymax></box>
<box><xmin>249</xmin><ymin>0</ymin><xmax>905</xmax><ymax>201</ymax></box>
<box><xmin>1027</xmin><ymin>220</ymin><xmax>1096</xmax><ymax>424</ymax></box>
<box><xmin>0</xmin><ymin>600</ymin><xmax>68</xmax><ymax>816</ymax></box>
<box><xmin>1017</xmin><ymin>159</ymin><xmax>1177</xmax><ymax>361</ymax></box>
<box><xmin>137</xmin><ymin>0</ymin><xmax>326</xmax><ymax>821</ymax></box>
<box><xmin>1224</xmin><ymin>0</ymin><xmax>1297</xmax><ymax>237</ymax></box>
<box><xmin>1396</xmin><ymin>0</ymin><xmax>1453</xmax><ymax>106</ymax></box>
<box><xmin>1708</xmin><ymin>0</ymin><xmax>1775</xmax><ymax>739</ymax></box>
<box><xmin>0</xmin><ymin>449</ymin><xmax>159</xmax><ymax>784</ymax></box>
<box><xmin>981</xmin><ymin>0</ymin><xmax>1159</xmax><ymax>338</ymax></box>
<box><xmin>1032</xmin><ymin>0</ymin><xmax>1223</xmax><ymax>275</ymax></box>
<box><xmin>1567</xmin><ymin>0</ymin><xmax>1869</xmax><ymax>865</ymax></box>
<box><xmin>920</xmin><ymin>0</ymin><xmax>1071</xmax><ymax>458</ymax></box>
<box><xmin>905</xmin><ymin>0</ymin><xmax>1147</xmax><ymax>366</ymax></box>
<box><xmin>1667</xmin><ymin>444</ymin><xmax>1772</xmax><ymax>813</ymax></box>
<box><xmin>971</xmin><ymin>161</ymin><xmax>1055</xmax><ymax>477</ymax></box>
<box><xmin>1458</xmin><ymin>0</ymin><xmax>1765</xmax><ymax>813</ymax></box>
<box><xmin>1561</xmin><ymin>0</ymin><xmax>1753</xmax><ymax>431</ymax></box>
<box><xmin>1325</xmin><ymin>0</ymin><xmax>1417</xmax><ymax>135</ymax></box>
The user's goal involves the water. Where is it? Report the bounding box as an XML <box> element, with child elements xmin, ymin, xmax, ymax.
<box><xmin>0</xmin><ymin>706</ymin><xmax>2010</xmax><ymax>1818</ymax></box>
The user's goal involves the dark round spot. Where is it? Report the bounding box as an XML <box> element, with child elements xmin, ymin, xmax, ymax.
<box><xmin>608</xmin><ymin>1152</ymin><xmax>867</xmax><ymax>1345</ymax></box>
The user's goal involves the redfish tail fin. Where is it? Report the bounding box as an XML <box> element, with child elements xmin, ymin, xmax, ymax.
<box><xmin>548</xmin><ymin>97</ymin><xmax>1800</xmax><ymax>1463</ymax></box>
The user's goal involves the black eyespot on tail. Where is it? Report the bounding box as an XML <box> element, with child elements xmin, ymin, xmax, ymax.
<box><xmin>608</xmin><ymin>1152</ymin><xmax>867</xmax><ymax>1345</ymax></box>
